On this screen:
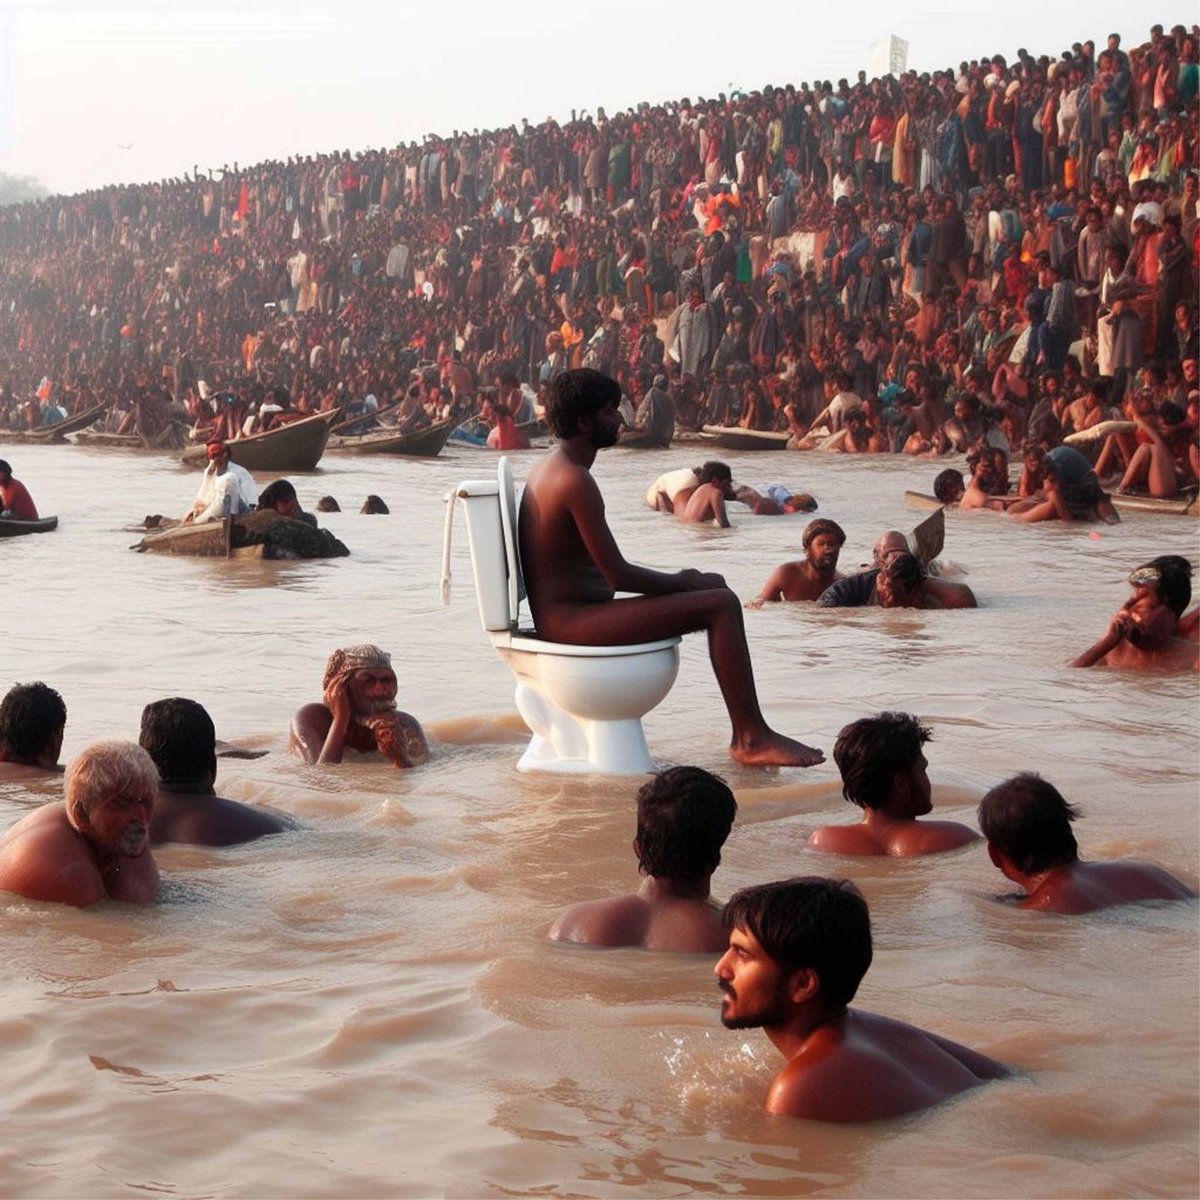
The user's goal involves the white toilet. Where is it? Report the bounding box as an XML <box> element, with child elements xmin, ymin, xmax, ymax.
<box><xmin>451</xmin><ymin>458</ymin><xmax>680</xmax><ymax>775</ymax></box>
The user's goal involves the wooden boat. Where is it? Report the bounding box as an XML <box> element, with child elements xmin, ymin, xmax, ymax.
<box><xmin>0</xmin><ymin>403</ymin><xmax>108</xmax><ymax>443</ymax></box>
<box><xmin>132</xmin><ymin>516</ymin><xmax>264</xmax><ymax>558</ymax></box>
<box><xmin>904</xmin><ymin>491</ymin><xmax>945</xmax><ymax>513</ymax></box>
<box><xmin>0</xmin><ymin>515</ymin><xmax>58</xmax><ymax>538</ymax></box>
<box><xmin>618</xmin><ymin>430</ymin><xmax>672</xmax><ymax>450</ymax></box>
<box><xmin>700</xmin><ymin>425</ymin><xmax>791</xmax><ymax>451</ymax></box>
<box><xmin>76</xmin><ymin>431</ymin><xmax>154</xmax><ymax>450</ymax></box>
<box><xmin>181</xmin><ymin>409</ymin><xmax>338</xmax><ymax>471</ymax></box>
<box><xmin>327</xmin><ymin>416</ymin><xmax>457</xmax><ymax>457</ymax></box>
<box><xmin>1111</xmin><ymin>491</ymin><xmax>1199</xmax><ymax>517</ymax></box>
<box><xmin>905</xmin><ymin>488</ymin><xmax>1199</xmax><ymax>519</ymax></box>
<box><xmin>76</xmin><ymin>421</ymin><xmax>188</xmax><ymax>451</ymax></box>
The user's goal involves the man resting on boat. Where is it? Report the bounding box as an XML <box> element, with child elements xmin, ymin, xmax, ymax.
<box><xmin>290</xmin><ymin>644</ymin><xmax>428</xmax><ymax>768</ymax></box>
<box><xmin>183</xmin><ymin>442</ymin><xmax>258</xmax><ymax>524</ymax></box>
<box><xmin>0</xmin><ymin>459</ymin><xmax>38</xmax><ymax>520</ymax></box>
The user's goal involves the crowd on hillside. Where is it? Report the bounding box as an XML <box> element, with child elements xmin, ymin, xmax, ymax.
<box><xmin>0</xmin><ymin>22</ymin><xmax>1196</xmax><ymax>489</ymax></box>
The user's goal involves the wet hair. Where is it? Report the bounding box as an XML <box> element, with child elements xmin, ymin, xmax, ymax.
<box><xmin>316</xmin><ymin>495</ymin><xmax>341</xmax><ymax>512</ymax></box>
<box><xmin>258</xmin><ymin>479</ymin><xmax>298</xmax><ymax>510</ymax></box>
<box><xmin>933</xmin><ymin>468</ymin><xmax>965</xmax><ymax>503</ymax></box>
<box><xmin>1137</xmin><ymin>555</ymin><xmax>1193</xmax><ymax>617</ymax></box>
<box><xmin>0</xmin><ymin>682</ymin><xmax>66</xmax><ymax>761</ymax></box>
<box><xmin>722</xmin><ymin>877</ymin><xmax>872</xmax><ymax>1008</ymax></box>
<box><xmin>139</xmin><ymin>697</ymin><xmax>217</xmax><ymax>785</ymax></box>
<box><xmin>544</xmin><ymin>368</ymin><xmax>621</xmax><ymax>438</ymax></box>
<box><xmin>635</xmin><ymin>766</ymin><xmax>737</xmax><ymax>882</ymax></box>
<box><xmin>693</xmin><ymin>460</ymin><xmax>733</xmax><ymax>485</ymax></box>
<box><xmin>361</xmin><ymin>495</ymin><xmax>390</xmax><ymax>514</ymax></box>
<box><xmin>883</xmin><ymin>551</ymin><xmax>926</xmax><ymax>592</ymax></box>
<box><xmin>65</xmin><ymin>740</ymin><xmax>159</xmax><ymax>828</ymax></box>
<box><xmin>833</xmin><ymin>711</ymin><xmax>931</xmax><ymax>810</ymax></box>
<box><xmin>977</xmin><ymin>772</ymin><xmax>1080</xmax><ymax>874</ymax></box>
<box><xmin>802</xmin><ymin>518</ymin><xmax>846</xmax><ymax>550</ymax></box>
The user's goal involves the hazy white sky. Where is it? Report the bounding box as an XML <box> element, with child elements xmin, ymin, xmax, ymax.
<box><xmin>0</xmin><ymin>1</ymin><xmax>1184</xmax><ymax>196</ymax></box>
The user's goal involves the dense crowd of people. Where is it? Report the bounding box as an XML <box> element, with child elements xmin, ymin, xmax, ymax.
<box><xmin>0</xmin><ymin>22</ymin><xmax>1195</xmax><ymax>492</ymax></box>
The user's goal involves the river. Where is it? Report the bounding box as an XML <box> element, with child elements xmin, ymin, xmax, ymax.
<box><xmin>0</xmin><ymin>437</ymin><xmax>1196</xmax><ymax>1198</ymax></box>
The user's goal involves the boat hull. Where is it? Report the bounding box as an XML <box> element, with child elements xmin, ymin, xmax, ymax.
<box><xmin>700</xmin><ymin>425</ymin><xmax>791</xmax><ymax>451</ymax></box>
<box><xmin>0</xmin><ymin>515</ymin><xmax>58</xmax><ymax>537</ymax></box>
<box><xmin>182</xmin><ymin>410</ymin><xmax>337</xmax><ymax>471</ymax></box>
<box><xmin>327</xmin><ymin>417</ymin><xmax>456</xmax><ymax>457</ymax></box>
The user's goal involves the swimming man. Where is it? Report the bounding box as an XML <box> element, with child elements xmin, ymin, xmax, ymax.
<box><xmin>549</xmin><ymin>766</ymin><xmax>736</xmax><ymax>952</ymax></box>
<box><xmin>716</xmin><ymin>878</ymin><xmax>1009</xmax><ymax>1121</ymax></box>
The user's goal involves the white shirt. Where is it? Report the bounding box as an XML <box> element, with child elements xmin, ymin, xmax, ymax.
<box><xmin>192</xmin><ymin>461</ymin><xmax>259</xmax><ymax>523</ymax></box>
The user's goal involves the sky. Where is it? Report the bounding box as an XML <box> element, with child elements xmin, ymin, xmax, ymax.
<box><xmin>0</xmin><ymin>0</ymin><xmax>1188</xmax><ymax>197</ymax></box>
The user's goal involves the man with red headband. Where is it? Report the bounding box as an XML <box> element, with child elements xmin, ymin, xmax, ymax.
<box><xmin>183</xmin><ymin>442</ymin><xmax>259</xmax><ymax>524</ymax></box>
<box><xmin>290</xmin><ymin>644</ymin><xmax>428</xmax><ymax>768</ymax></box>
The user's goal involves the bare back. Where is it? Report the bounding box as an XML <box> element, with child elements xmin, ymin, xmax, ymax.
<box><xmin>809</xmin><ymin>816</ymin><xmax>979</xmax><ymax>857</ymax></box>
<box><xmin>0</xmin><ymin>804</ymin><xmax>157</xmax><ymax>907</ymax></box>
<box><xmin>549</xmin><ymin>891</ymin><xmax>727</xmax><ymax>953</ymax></box>
<box><xmin>767</xmin><ymin>1009</ymin><xmax>1007</xmax><ymax>1122</ymax></box>
<box><xmin>520</xmin><ymin>448</ymin><xmax>620</xmax><ymax>622</ymax></box>
<box><xmin>1025</xmin><ymin>860</ymin><xmax>1196</xmax><ymax>914</ymax></box>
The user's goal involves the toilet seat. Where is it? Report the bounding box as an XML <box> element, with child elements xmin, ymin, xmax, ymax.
<box><xmin>495</xmin><ymin>631</ymin><xmax>681</xmax><ymax>657</ymax></box>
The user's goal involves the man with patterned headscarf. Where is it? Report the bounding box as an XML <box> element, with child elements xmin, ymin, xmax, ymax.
<box><xmin>289</xmin><ymin>644</ymin><xmax>428</xmax><ymax>768</ymax></box>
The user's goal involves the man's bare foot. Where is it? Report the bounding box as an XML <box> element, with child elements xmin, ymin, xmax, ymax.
<box><xmin>732</xmin><ymin>730</ymin><xmax>825</xmax><ymax>767</ymax></box>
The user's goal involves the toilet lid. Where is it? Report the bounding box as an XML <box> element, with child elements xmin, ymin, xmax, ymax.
<box><xmin>497</xmin><ymin>457</ymin><xmax>525</xmax><ymax>626</ymax></box>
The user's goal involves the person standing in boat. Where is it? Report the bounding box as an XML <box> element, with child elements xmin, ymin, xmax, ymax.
<box><xmin>183</xmin><ymin>442</ymin><xmax>258</xmax><ymax>524</ymax></box>
<box><xmin>0</xmin><ymin>460</ymin><xmax>39</xmax><ymax>520</ymax></box>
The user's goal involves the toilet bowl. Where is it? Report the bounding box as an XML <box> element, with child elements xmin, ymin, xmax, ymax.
<box><xmin>451</xmin><ymin>458</ymin><xmax>679</xmax><ymax>775</ymax></box>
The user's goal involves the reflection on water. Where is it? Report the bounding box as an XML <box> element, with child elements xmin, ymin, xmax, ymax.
<box><xmin>0</xmin><ymin>441</ymin><xmax>1196</xmax><ymax>1197</ymax></box>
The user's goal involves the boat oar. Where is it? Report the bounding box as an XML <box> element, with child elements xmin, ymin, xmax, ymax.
<box><xmin>911</xmin><ymin>507</ymin><xmax>944</xmax><ymax>566</ymax></box>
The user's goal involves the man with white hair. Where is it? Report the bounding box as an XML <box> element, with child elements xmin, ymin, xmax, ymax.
<box><xmin>290</xmin><ymin>644</ymin><xmax>428</xmax><ymax>768</ymax></box>
<box><xmin>0</xmin><ymin>741</ymin><xmax>161</xmax><ymax>906</ymax></box>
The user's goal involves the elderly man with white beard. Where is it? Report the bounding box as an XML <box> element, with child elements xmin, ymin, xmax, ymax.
<box><xmin>290</xmin><ymin>644</ymin><xmax>428</xmax><ymax>768</ymax></box>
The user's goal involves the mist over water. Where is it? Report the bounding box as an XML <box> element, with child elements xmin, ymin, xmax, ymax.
<box><xmin>0</xmin><ymin>440</ymin><xmax>1196</xmax><ymax>1197</ymax></box>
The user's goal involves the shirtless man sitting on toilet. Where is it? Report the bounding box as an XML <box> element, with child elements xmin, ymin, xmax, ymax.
<box><xmin>519</xmin><ymin>368</ymin><xmax>823</xmax><ymax>767</ymax></box>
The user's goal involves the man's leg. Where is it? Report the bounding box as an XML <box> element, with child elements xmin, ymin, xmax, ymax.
<box><xmin>537</xmin><ymin>591</ymin><xmax>823</xmax><ymax>767</ymax></box>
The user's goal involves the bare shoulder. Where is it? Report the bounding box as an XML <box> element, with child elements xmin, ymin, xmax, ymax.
<box><xmin>808</xmin><ymin>823</ymin><xmax>883</xmax><ymax>856</ymax></box>
<box><xmin>889</xmin><ymin>820</ymin><xmax>980</xmax><ymax>856</ymax></box>
<box><xmin>644</xmin><ymin>898</ymin><xmax>728</xmax><ymax>953</ymax></box>
<box><xmin>290</xmin><ymin>703</ymin><xmax>331</xmax><ymax>760</ymax></box>
<box><xmin>152</xmin><ymin>793</ymin><xmax>289</xmax><ymax>847</ymax></box>
<box><xmin>549</xmin><ymin>894</ymin><xmax>649</xmax><ymax>948</ymax></box>
<box><xmin>0</xmin><ymin>806</ymin><xmax>104</xmax><ymax>907</ymax></box>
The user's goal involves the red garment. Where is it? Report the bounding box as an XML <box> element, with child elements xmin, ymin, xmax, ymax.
<box><xmin>0</xmin><ymin>478</ymin><xmax>38</xmax><ymax>520</ymax></box>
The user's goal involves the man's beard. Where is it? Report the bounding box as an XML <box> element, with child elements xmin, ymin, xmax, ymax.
<box><xmin>718</xmin><ymin>980</ymin><xmax>791</xmax><ymax>1030</ymax></box>
<box><xmin>354</xmin><ymin>700</ymin><xmax>398</xmax><ymax>722</ymax></box>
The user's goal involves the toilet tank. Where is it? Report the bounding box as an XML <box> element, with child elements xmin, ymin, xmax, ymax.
<box><xmin>457</xmin><ymin>479</ymin><xmax>515</xmax><ymax>631</ymax></box>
